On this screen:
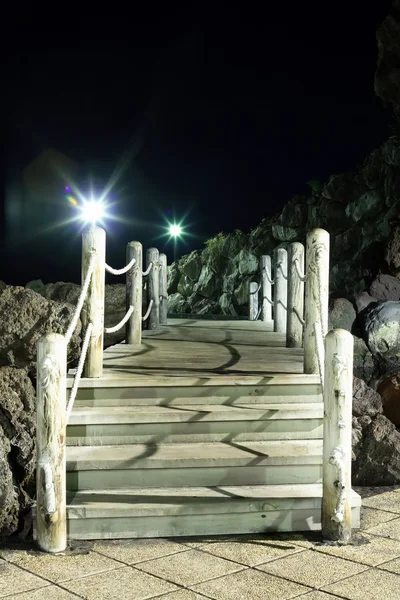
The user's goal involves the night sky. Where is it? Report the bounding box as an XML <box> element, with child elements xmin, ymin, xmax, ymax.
<box><xmin>4</xmin><ymin>1</ymin><xmax>394</xmax><ymax>285</ymax></box>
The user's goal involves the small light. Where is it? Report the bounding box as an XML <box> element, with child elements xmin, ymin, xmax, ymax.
<box><xmin>80</xmin><ymin>200</ymin><xmax>106</xmax><ymax>224</ymax></box>
<box><xmin>169</xmin><ymin>224</ymin><xmax>182</xmax><ymax>237</ymax></box>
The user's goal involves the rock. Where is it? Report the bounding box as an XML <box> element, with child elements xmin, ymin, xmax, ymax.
<box><xmin>25</xmin><ymin>279</ymin><xmax>45</xmax><ymax>294</ymax></box>
<box><xmin>375</xmin><ymin>0</ymin><xmax>400</xmax><ymax>116</ymax></box>
<box><xmin>177</xmin><ymin>274</ymin><xmax>193</xmax><ymax>298</ymax></box>
<box><xmin>193</xmin><ymin>266</ymin><xmax>220</xmax><ymax>299</ymax></box>
<box><xmin>237</xmin><ymin>249</ymin><xmax>259</xmax><ymax>276</ymax></box>
<box><xmin>0</xmin><ymin>367</ymin><xmax>36</xmax><ymax>535</ymax></box>
<box><xmin>370</xmin><ymin>273</ymin><xmax>400</xmax><ymax>301</ymax></box>
<box><xmin>180</xmin><ymin>251</ymin><xmax>202</xmax><ymax>282</ymax></box>
<box><xmin>167</xmin><ymin>262</ymin><xmax>180</xmax><ymax>294</ymax></box>
<box><xmin>234</xmin><ymin>277</ymin><xmax>253</xmax><ymax>306</ymax></box>
<box><xmin>271</xmin><ymin>224</ymin><xmax>300</xmax><ymax>242</ymax></box>
<box><xmin>385</xmin><ymin>224</ymin><xmax>400</xmax><ymax>277</ymax></box>
<box><xmin>345</xmin><ymin>190</ymin><xmax>384</xmax><ymax>222</ymax></box>
<box><xmin>167</xmin><ymin>292</ymin><xmax>190</xmax><ymax>314</ymax></box>
<box><xmin>352</xmin><ymin>413</ymin><xmax>400</xmax><ymax>485</ymax></box>
<box><xmin>352</xmin><ymin>376</ymin><xmax>383</xmax><ymax>418</ymax></box>
<box><xmin>353</xmin><ymin>336</ymin><xmax>375</xmax><ymax>382</ymax></box>
<box><xmin>329</xmin><ymin>262</ymin><xmax>365</xmax><ymax>296</ymax></box>
<box><xmin>0</xmin><ymin>286</ymin><xmax>81</xmax><ymax>373</ymax></box>
<box><xmin>328</xmin><ymin>298</ymin><xmax>356</xmax><ymax>331</ymax></box>
<box><xmin>354</xmin><ymin>291</ymin><xmax>378</xmax><ymax>315</ymax></box>
<box><xmin>321</xmin><ymin>172</ymin><xmax>365</xmax><ymax>204</ymax></box>
<box><xmin>378</xmin><ymin>372</ymin><xmax>400</xmax><ymax>426</ymax></box>
<box><xmin>191</xmin><ymin>298</ymin><xmax>220</xmax><ymax>315</ymax></box>
<box><xmin>219</xmin><ymin>293</ymin><xmax>238</xmax><ymax>316</ymax></box>
<box><xmin>362</xmin><ymin>301</ymin><xmax>400</xmax><ymax>356</ymax></box>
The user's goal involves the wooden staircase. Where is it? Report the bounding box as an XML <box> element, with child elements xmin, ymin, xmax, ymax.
<box><xmin>65</xmin><ymin>370</ymin><xmax>361</xmax><ymax>540</ymax></box>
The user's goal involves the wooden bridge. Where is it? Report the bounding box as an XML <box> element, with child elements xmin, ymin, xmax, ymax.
<box><xmin>35</xmin><ymin>227</ymin><xmax>360</xmax><ymax>552</ymax></box>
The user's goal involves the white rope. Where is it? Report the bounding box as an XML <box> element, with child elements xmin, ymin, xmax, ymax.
<box><xmin>105</xmin><ymin>256</ymin><xmax>136</xmax><ymax>276</ymax></box>
<box><xmin>66</xmin><ymin>322</ymin><xmax>93</xmax><ymax>422</ymax></box>
<box><xmin>104</xmin><ymin>305</ymin><xmax>134</xmax><ymax>333</ymax></box>
<box><xmin>143</xmin><ymin>262</ymin><xmax>153</xmax><ymax>277</ymax></box>
<box><xmin>250</xmin><ymin>283</ymin><xmax>261</xmax><ymax>295</ymax></box>
<box><xmin>294</xmin><ymin>258</ymin><xmax>306</xmax><ymax>282</ymax></box>
<box><xmin>329</xmin><ymin>446</ymin><xmax>346</xmax><ymax>523</ymax></box>
<box><xmin>277</xmin><ymin>262</ymin><xmax>288</xmax><ymax>280</ymax></box>
<box><xmin>256</xmin><ymin>307</ymin><xmax>262</xmax><ymax>320</ymax></box>
<box><xmin>142</xmin><ymin>299</ymin><xmax>154</xmax><ymax>322</ymax></box>
<box><xmin>314</xmin><ymin>321</ymin><xmax>324</xmax><ymax>393</ymax></box>
<box><xmin>263</xmin><ymin>295</ymin><xmax>274</xmax><ymax>306</ymax></box>
<box><xmin>315</xmin><ymin>244</ymin><xmax>327</xmax><ymax>339</ymax></box>
<box><xmin>65</xmin><ymin>250</ymin><xmax>96</xmax><ymax>344</ymax></box>
<box><xmin>293</xmin><ymin>306</ymin><xmax>305</xmax><ymax>326</ymax></box>
<box><xmin>277</xmin><ymin>300</ymin><xmax>287</xmax><ymax>311</ymax></box>
<box><xmin>263</xmin><ymin>266</ymin><xmax>274</xmax><ymax>285</ymax></box>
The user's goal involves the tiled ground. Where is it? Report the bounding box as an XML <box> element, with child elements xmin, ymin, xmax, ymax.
<box><xmin>1</xmin><ymin>486</ymin><xmax>399</xmax><ymax>600</ymax></box>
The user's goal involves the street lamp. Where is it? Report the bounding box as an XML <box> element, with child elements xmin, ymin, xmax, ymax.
<box><xmin>80</xmin><ymin>200</ymin><xmax>106</xmax><ymax>225</ymax></box>
<box><xmin>169</xmin><ymin>223</ymin><xmax>183</xmax><ymax>262</ymax></box>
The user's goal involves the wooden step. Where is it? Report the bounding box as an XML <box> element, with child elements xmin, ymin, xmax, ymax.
<box><xmin>66</xmin><ymin>440</ymin><xmax>323</xmax><ymax>490</ymax></box>
<box><xmin>66</xmin><ymin>403</ymin><xmax>323</xmax><ymax>445</ymax></box>
<box><xmin>66</xmin><ymin>484</ymin><xmax>361</xmax><ymax>540</ymax></box>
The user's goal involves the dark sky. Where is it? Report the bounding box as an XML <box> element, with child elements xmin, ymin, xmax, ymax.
<box><xmin>4</xmin><ymin>1</ymin><xmax>394</xmax><ymax>283</ymax></box>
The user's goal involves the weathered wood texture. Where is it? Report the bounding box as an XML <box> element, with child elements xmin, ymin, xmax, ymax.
<box><xmin>82</xmin><ymin>226</ymin><xmax>105</xmax><ymax>377</ymax></box>
<box><xmin>304</xmin><ymin>228</ymin><xmax>330</xmax><ymax>374</ymax></box>
<box><xmin>36</xmin><ymin>333</ymin><xmax>67</xmax><ymax>553</ymax></box>
<box><xmin>249</xmin><ymin>281</ymin><xmax>259</xmax><ymax>321</ymax></box>
<box><xmin>274</xmin><ymin>247</ymin><xmax>288</xmax><ymax>334</ymax></box>
<box><xmin>261</xmin><ymin>255</ymin><xmax>272</xmax><ymax>322</ymax></box>
<box><xmin>126</xmin><ymin>241</ymin><xmax>142</xmax><ymax>344</ymax></box>
<box><xmin>159</xmin><ymin>253</ymin><xmax>168</xmax><ymax>325</ymax></box>
<box><xmin>322</xmin><ymin>329</ymin><xmax>353</xmax><ymax>542</ymax></box>
<box><xmin>287</xmin><ymin>242</ymin><xmax>305</xmax><ymax>348</ymax></box>
<box><xmin>146</xmin><ymin>248</ymin><xmax>160</xmax><ymax>330</ymax></box>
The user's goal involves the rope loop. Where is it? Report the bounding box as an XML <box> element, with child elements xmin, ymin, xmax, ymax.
<box><xmin>104</xmin><ymin>305</ymin><xmax>134</xmax><ymax>333</ymax></box>
<box><xmin>105</xmin><ymin>256</ymin><xmax>136</xmax><ymax>276</ymax></box>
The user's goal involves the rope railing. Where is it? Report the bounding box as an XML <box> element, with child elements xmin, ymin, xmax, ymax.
<box><xmin>142</xmin><ymin>262</ymin><xmax>153</xmax><ymax>276</ymax></box>
<box><xmin>104</xmin><ymin>305</ymin><xmax>134</xmax><ymax>334</ymax></box>
<box><xmin>66</xmin><ymin>322</ymin><xmax>93</xmax><ymax>422</ymax></box>
<box><xmin>277</xmin><ymin>261</ymin><xmax>288</xmax><ymax>280</ymax></box>
<box><xmin>65</xmin><ymin>250</ymin><xmax>96</xmax><ymax>344</ymax></box>
<box><xmin>142</xmin><ymin>299</ymin><xmax>154</xmax><ymax>322</ymax></box>
<box><xmin>262</xmin><ymin>265</ymin><xmax>274</xmax><ymax>285</ymax></box>
<box><xmin>105</xmin><ymin>256</ymin><xmax>136</xmax><ymax>276</ymax></box>
<box><xmin>293</xmin><ymin>306</ymin><xmax>305</xmax><ymax>326</ymax></box>
<box><xmin>293</xmin><ymin>258</ymin><xmax>306</xmax><ymax>282</ymax></box>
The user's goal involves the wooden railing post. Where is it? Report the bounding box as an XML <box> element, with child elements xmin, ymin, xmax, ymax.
<box><xmin>249</xmin><ymin>281</ymin><xmax>258</xmax><ymax>321</ymax></box>
<box><xmin>261</xmin><ymin>255</ymin><xmax>272</xmax><ymax>322</ymax></box>
<box><xmin>159</xmin><ymin>253</ymin><xmax>168</xmax><ymax>325</ymax></box>
<box><xmin>287</xmin><ymin>242</ymin><xmax>305</xmax><ymax>348</ymax></box>
<box><xmin>146</xmin><ymin>247</ymin><xmax>160</xmax><ymax>330</ymax></box>
<box><xmin>322</xmin><ymin>329</ymin><xmax>353</xmax><ymax>542</ymax></box>
<box><xmin>274</xmin><ymin>247</ymin><xmax>288</xmax><ymax>334</ymax></box>
<box><xmin>126</xmin><ymin>241</ymin><xmax>142</xmax><ymax>344</ymax></box>
<box><xmin>36</xmin><ymin>333</ymin><xmax>67</xmax><ymax>553</ymax></box>
<box><xmin>82</xmin><ymin>225</ymin><xmax>105</xmax><ymax>377</ymax></box>
<box><xmin>304</xmin><ymin>228</ymin><xmax>330</xmax><ymax>374</ymax></box>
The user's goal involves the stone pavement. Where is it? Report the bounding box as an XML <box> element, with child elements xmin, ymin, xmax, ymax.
<box><xmin>1</xmin><ymin>487</ymin><xmax>399</xmax><ymax>600</ymax></box>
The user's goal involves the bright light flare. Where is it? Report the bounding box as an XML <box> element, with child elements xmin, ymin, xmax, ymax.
<box><xmin>169</xmin><ymin>224</ymin><xmax>182</xmax><ymax>237</ymax></box>
<box><xmin>80</xmin><ymin>200</ymin><xmax>106</xmax><ymax>224</ymax></box>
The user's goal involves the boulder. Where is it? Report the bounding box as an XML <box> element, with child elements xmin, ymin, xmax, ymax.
<box><xmin>167</xmin><ymin>292</ymin><xmax>190</xmax><ymax>314</ymax></box>
<box><xmin>352</xmin><ymin>376</ymin><xmax>383</xmax><ymax>418</ymax></box>
<box><xmin>345</xmin><ymin>190</ymin><xmax>384</xmax><ymax>222</ymax></box>
<box><xmin>219</xmin><ymin>293</ymin><xmax>238</xmax><ymax>316</ymax></box>
<box><xmin>354</xmin><ymin>291</ymin><xmax>378</xmax><ymax>315</ymax></box>
<box><xmin>234</xmin><ymin>277</ymin><xmax>253</xmax><ymax>306</ymax></box>
<box><xmin>385</xmin><ymin>224</ymin><xmax>400</xmax><ymax>277</ymax></box>
<box><xmin>0</xmin><ymin>367</ymin><xmax>36</xmax><ymax>535</ymax></box>
<box><xmin>193</xmin><ymin>266</ymin><xmax>220</xmax><ymax>299</ymax></box>
<box><xmin>167</xmin><ymin>262</ymin><xmax>180</xmax><ymax>294</ymax></box>
<box><xmin>180</xmin><ymin>251</ymin><xmax>202</xmax><ymax>282</ymax></box>
<box><xmin>177</xmin><ymin>274</ymin><xmax>194</xmax><ymax>298</ymax></box>
<box><xmin>0</xmin><ymin>286</ymin><xmax>81</xmax><ymax>373</ymax></box>
<box><xmin>378</xmin><ymin>372</ymin><xmax>400</xmax><ymax>426</ymax></box>
<box><xmin>362</xmin><ymin>301</ymin><xmax>400</xmax><ymax>356</ymax></box>
<box><xmin>353</xmin><ymin>336</ymin><xmax>375</xmax><ymax>383</ymax></box>
<box><xmin>237</xmin><ymin>249</ymin><xmax>259</xmax><ymax>276</ymax></box>
<box><xmin>271</xmin><ymin>224</ymin><xmax>300</xmax><ymax>242</ymax></box>
<box><xmin>192</xmin><ymin>298</ymin><xmax>220</xmax><ymax>315</ymax></box>
<box><xmin>370</xmin><ymin>273</ymin><xmax>400</xmax><ymax>301</ymax></box>
<box><xmin>328</xmin><ymin>298</ymin><xmax>356</xmax><ymax>331</ymax></box>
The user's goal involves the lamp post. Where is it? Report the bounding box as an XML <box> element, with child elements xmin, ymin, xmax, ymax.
<box><xmin>169</xmin><ymin>224</ymin><xmax>182</xmax><ymax>263</ymax></box>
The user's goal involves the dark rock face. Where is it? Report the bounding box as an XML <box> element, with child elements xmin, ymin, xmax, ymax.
<box><xmin>352</xmin><ymin>377</ymin><xmax>383</xmax><ymax>418</ymax></box>
<box><xmin>0</xmin><ymin>367</ymin><xmax>36</xmax><ymax>535</ymax></box>
<box><xmin>0</xmin><ymin>286</ymin><xmax>81</xmax><ymax>374</ymax></box>
<box><xmin>378</xmin><ymin>372</ymin><xmax>400</xmax><ymax>426</ymax></box>
<box><xmin>375</xmin><ymin>0</ymin><xmax>400</xmax><ymax>116</ymax></box>
<box><xmin>385</xmin><ymin>225</ymin><xmax>400</xmax><ymax>277</ymax></box>
<box><xmin>370</xmin><ymin>273</ymin><xmax>400</xmax><ymax>301</ymax></box>
<box><xmin>328</xmin><ymin>298</ymin><xmax>356</xmax><ymax>332</ymax></box>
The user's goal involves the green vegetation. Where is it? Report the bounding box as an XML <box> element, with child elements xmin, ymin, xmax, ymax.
<box><xmin>307</xmin><ymin>179</ymin><xmax>323</xmax><ymax>192</ymax></box>
<box><xmin>204</xmin><ymin>231</ymin><xmax>227</xmax><ymax>255</ymax></box>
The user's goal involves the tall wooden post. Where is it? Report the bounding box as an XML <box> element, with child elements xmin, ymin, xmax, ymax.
<box><xmin>322</xmin><ymin>329</ymin><xmax>353</xmax><ymax>542</ymax></box>
<box><xmin>126</xmin><ymin>241</ymin><xmax>142</xmax><ymax>344</ymax></box>
<box><xmin>274</xmin><ymin>247</ymin><xmax>288</xmax><ymax>334</ymax></box>
<box><xmin>304</xmin><ymin>228</ymin><xmax>330</xmax><ymax>374</ymax></box>
<box><xmin>287</xmin><ymin>242</ymin><xmax>305</xmax><ymax>348</ymax></box>
<box><xmin>146</xmin><ymin>247</ymin><xmax>160</xmax><ymax>330</ymax></box>
<box><xmin>82</xmin><ymin>225</ymin><xmax>105</xmax><ymax>377</ymax></box>
<box><xmin>261</xmin><ymin>255</ymin><xmax>272</xmax><ymax>322</ymax></box>
<box><xmin>249</xmin><ymin>281</ymin><xmax>258</xmax><ymax>321</ymax></box>
<box><xmin>36</xmin><ymin>333</ymin><xmax>67</xmax><ymax>553</ymax></box>
<box><xmin>159</xmin><ymin>253</ymin><xmax>168</xmax><ymax>325</ymax></box>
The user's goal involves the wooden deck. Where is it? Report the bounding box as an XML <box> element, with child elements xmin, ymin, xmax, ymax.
<box><xmin>69</xmin><ymin>319</ymin><xmax>305</xmax><ymax>383</ymax></box>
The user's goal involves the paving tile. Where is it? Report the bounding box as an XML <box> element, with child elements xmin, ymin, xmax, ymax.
<box><xmin>0</xmin><ymin>560</ymin><xmax>49</xmax><ymax>598</ymax></box>
<box><xmin>4</xmin><ymin>585</ymin><xmax>79</xmax><ymax>599</ymax></box>
<box><xmin>151</xmin><ymin>591</ymin><xmax>210</xmax><ymax>600</ymax></box>
<box><xmin>137</xmin><ymin>548</ymin><xmax>243</xmax><ymax>587</ymax></box>
<box><xmin>322</xmin><ymin>567</ymin><xmax>400</xmax><ymax>600</ymax></box>
<box><xmin>360</xmin><ymin>507</ymin><xmax>399</xmax><ymax>530</ymax></box>
<box><xmin>62</xmin><ymin>565</ymin><xmax>178</xmax><ymax>600</ymax></box>
<box><xmin>257</xmin><ymin>549</ymin><xmax>366</xmax><ymax>588</ymax></box>
<box><xmin>312</xmin><ymin>532</ymin><xmax>400</xmax><ymax>566</ymax></box>
<box><xmin>192</xmin><ymin>568</ymin><xmax>311</xmax><ymax>600</ymax></box>
<box><xmin>297</xmin><ymin>593</ymin><xmax>343</xmax><ymax>600</ymax></box>
<box><xmin>4</xmin><ymin>548</ymin><xmax>122</xmax><ymax>583</ymax></box>
<box><xmin>360</xmin><ymin>490</ymin><xmax>400</xmax><ymax>514</ymax></box>
<box><xmin>198</xmin><ymin>536</ymin><xmax>306</xmax><ymax>566</ymax></box>
<box><xmin>93</xmin><ymin>538</ymin><xmax>188</xmax><ymax>565</ymax></box>
<box><xmin>377</xmin><ymin>557</ymin><xmax>400</xmax><ymax>575</ymax></box>
<box><xmin>365</xmin><ymin>517</ymin><xmax>400</xmax><ymax>541</ymax></box>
